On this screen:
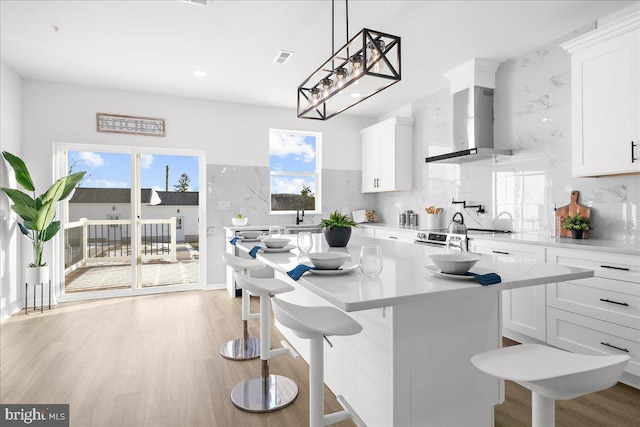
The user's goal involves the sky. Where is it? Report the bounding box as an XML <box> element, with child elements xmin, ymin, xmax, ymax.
<box><xmin>269</xmin><ymin>130</ymin><xmax>318</xmax><ymax>195</ymax></box>
<box><xmin>68</xmin><ymin>151</ymin><xmax>199</xmax><ymax>191</ymax></box>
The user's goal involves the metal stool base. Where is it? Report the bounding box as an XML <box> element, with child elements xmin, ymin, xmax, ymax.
<box><xmin>219</xmin><ymin>337</ymin><xmax>260</xmax><ymax>361</ymax></box>
<box><xmin>231</xmin><ymin>374</ymin><xmax>298</xmax><ymax>413</ymax></box>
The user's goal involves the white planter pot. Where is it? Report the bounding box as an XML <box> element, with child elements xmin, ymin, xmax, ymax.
<box><xmin>25</xmin><ymin>265</ymin><xmax>49</xmax><ymax>287</ymax></box>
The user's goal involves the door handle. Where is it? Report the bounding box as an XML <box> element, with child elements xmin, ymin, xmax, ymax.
<box><xmin>600</xmin><ymin>342</ymin><xmax>629</xmax><ymax>353</ymax></box>
<box><xmin>600</xmin><ymin>298</ymin><xmax>629</xmax><ymax>307</ymax></box>
<box><xmin>492</xmin><ymin>250</ymin><xmax>510</xmax><ymax>255</ymax></box>
<box><xmin>601</xmin><ymin>265</ymin><xmax>630</xmax><ymax>272</ymax></box>
<box><xmin>632</xmin><ymin>141</ymin><xmax>637</xmax><ymax>163</ymax></box>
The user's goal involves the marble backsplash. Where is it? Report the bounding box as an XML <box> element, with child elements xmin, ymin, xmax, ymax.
<box><xmin>377</xmin><ymin>31</ymin><xmax>639</xmax><ymax>243</ymax></box>
<box><xmin>205</xmin><ymin>165</ymin><xmax>375</xmax><ymax>284</ymax></box>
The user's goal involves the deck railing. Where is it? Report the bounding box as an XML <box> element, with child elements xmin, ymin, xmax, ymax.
<box><xmin>64</xmin><ymin>217</ymin><xmax>177</xmax><ymax>269</ymax></box>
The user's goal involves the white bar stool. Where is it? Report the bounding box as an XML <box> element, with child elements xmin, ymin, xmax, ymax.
<box><xmin>271</xmin><ymin>298</ymin><xmax>364</xmax><ymax>427</ymax></box>
<box><xmin>231</xmin><ymin>274</ymin><xmax>299</xmax><ymax>413</ymax></box>
<box><xmin>220</xmin><ymin>253</ymin><xmax>265</xmax><ymax>361</ymax></box>
<box><xmin>471</xmin><ymin>344</ymin><xmax>630</xmax><ymax>427</ymax></box>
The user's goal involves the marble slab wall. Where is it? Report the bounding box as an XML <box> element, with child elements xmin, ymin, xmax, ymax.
<box><xmin>206</xmin><ymin>165</ymin><xmax>375</xmax><ymax>284</ymax></box>
<box><xmin>378</xmin><ymin>32</ymin><xmax>639</xmax><ymax>243</ymax></box>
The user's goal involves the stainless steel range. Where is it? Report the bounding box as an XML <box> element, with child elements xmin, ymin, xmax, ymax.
<box><xmin>415</xmin><ymin>230</ymin><xmax>468</xmax><ymax>251</ymax></box>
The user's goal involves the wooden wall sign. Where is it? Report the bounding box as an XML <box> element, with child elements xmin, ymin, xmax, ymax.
<box><xmin>97</xmin><ymin>113</ymin><xmax>165</xmax><ymax>137</ymax></box>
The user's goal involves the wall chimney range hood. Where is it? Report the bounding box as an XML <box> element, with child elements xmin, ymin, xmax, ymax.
<box><xmin>425</xmin><ymin>59</ymin><xmax>512</xmax><ymax>164</ymax></box>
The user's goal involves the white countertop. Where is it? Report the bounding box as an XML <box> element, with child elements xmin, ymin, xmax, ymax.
<box><xmin>361</xmin><ymin>223</ymin><xmax>640</xmax><ymax>256</ymax></box>
<box><xmin>235</xmin><ymin>234</ymin><xmax>593</xmax><ymax>312</ymax></box>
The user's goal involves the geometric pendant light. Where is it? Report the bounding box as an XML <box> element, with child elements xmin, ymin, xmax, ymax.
<box><xmin>297</xmin><ymin>0</ymin><xmax>401</xmax><ymax>120</ymax></box>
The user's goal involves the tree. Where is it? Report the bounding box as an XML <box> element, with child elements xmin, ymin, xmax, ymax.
<box><xmin>174</xmin><ymin>173</ymin><xmax>191</xmax><ymax>192</ymax></box>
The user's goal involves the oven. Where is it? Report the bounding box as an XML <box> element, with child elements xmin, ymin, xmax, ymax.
<box><xmin>414</xmin><ymin>231</ymin><xmax>468</xmax><ymax>251</ymax></box>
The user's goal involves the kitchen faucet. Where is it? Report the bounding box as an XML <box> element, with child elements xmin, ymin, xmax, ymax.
<box><xmin>296</xmin><ymin>196</ymin><xmax>305</xmax><ymax>224</ymax></box>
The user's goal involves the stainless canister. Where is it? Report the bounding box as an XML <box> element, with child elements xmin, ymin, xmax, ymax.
<box><xmin>409</xmin><ymin>213</ymin><xmax>418</xmax><ymax>226</ymax></box>
<box><xmin>399</xmin><ymin>212</ymin><xmax>406</xmax><ymax>226</ymax></box>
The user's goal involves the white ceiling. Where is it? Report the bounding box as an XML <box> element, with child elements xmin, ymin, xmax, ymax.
<box><xmin>1</xmin><ymin>0</ymin><xmax>636</xmax><ymax>118</ymax></box>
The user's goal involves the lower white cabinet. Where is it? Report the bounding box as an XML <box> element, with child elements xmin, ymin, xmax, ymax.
<box><xmin>546</xmin><ymin>248</ymin><xmax>640</xmax><ymax>378</ymax></box>
<box><xmin>470</xmin><ymin>239</ymin><xmax>547</xmax><ymax>341</ymax></box>
<box><xmin>374</xmin><ymin>228</ymin><xmax>416</xmax><ymax>244</ymax></box>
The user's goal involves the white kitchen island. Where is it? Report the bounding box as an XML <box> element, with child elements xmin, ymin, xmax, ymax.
<box><xmin>234</xmin><ymin>235</ymin><xmax>593</xmax><ymax>426</ymax></box>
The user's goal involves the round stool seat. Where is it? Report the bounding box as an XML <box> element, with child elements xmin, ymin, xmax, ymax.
<box><xmin>235</xmin><ymin>275</ymin><xmax>294</xmax><ymax>297</ymax></box>
<box><xmin>222</xmin><ymin>252</ymin><xmax>264</xmax><ymax>271</ymax></box>
<box><xmin>471</xmin><ymin>343</ymin><xmax>630</xmax><ymax>400</ymax></box>
<box><xmin>271</xmin><ymin>298</ymin><xmax>363</xmax><ymax>339</ymax></box>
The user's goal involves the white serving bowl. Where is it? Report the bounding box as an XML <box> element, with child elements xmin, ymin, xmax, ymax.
<box><xmin>429</xmin><ymin>253</ymin><xmax>481</xmax><ymax>274</ymax></box>
<box><xmin>307</xmin><ymin>252</ymin><xmax>349</xmax><ymax>270</ymax></box>
<box><xmin>232</xmin><ymin>217</ymin><xmax>248</xmax><ymax>226</ymax></box>
<box><xmin>262</xmin><ymin>238</ymin><xmax>289</xmax><ymax>249</ymax></box>
<box><xmin>240</xmin><ymin>230</ymin><xmax>261</xmax><ymax>239</ymax></box>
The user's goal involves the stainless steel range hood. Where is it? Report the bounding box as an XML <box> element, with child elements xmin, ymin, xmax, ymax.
<box><xmin>425</xmin><ymin>59</ymin><xmax>512</xmax><ymax>164</ymax></box>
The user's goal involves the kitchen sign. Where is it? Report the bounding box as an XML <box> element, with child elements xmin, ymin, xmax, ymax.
<box><xmin>96</xmin><ymin>113</ymin><xmax>165</xmax><ymax>137</ymax></box>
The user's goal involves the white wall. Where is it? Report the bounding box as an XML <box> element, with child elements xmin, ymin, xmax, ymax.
<box><xmin>19</xmin><ymin>79</ymin><xmax>374</xmax><ymax>289</ymax></box>
<box><xmin>0</xmin><ymin>62</ymin><xmax>23</xmax><ymax>321</ymax></box>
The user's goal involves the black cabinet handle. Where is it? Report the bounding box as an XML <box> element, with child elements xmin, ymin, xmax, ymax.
<box><xmin>601</xmin><ymin>265</ymin><xmax>630</xmax><ymax>272</ymax></box>
<box><xmin>600</xmin><ymin>298</ymin><xmax>629</xmax><ymax>307</ymax></box>
<box><xmin>492</xmin><ymin>250</ymin><xmax>510</xmax><ymax>255</ymax></box>
<box><xmin>389</xmin><ymin>236</ymin><xmax>398</xmax><ymax>240</ymax></box>
<box><xmin>632</xmin><ymin>141</ymin><xmax>637</xmax><ymax>163</ymax></box>
<box><xmin>601</xmin><ymin>342</ymin><xmax>629</xmax><ymax>353</ymax></box>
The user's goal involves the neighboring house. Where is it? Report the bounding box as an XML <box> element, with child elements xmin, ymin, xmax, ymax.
<box><xmin>69</xmin><ymin>188</ymin><xmax>199</xmax><ymax>242</ymax></box>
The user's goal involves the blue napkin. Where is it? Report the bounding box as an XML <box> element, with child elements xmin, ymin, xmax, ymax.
<box><xmin>467</xmin><ymin>271</ymin><xmax>502</xmax><ymax>286</ymax></box>
<box><xmin>229</xmin><ymin>236</ymin><xmax>239</xmax><ymax>245</ymax></box>
<box><xmin>248</xmin><ymin>245</ymin><xmax>262</xmax><ymax>258</ymax></box>
<box><xmin>287</xmin><ymin>264</ymin><xmax>316</xmax><ymax>280</ymax></box>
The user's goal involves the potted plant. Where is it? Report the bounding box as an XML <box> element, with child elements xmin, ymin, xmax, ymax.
<box><xmin>560</xmin><ymin>212</ymin><xmax>591</xmax><ymax>239</ymax></box>
<box><xmin>0</xmin><ymin>151</ymin><xmax>86</xmax><ymax>286</ymax></box>
<box><xmin>318</xmin><ymin>210</ymin><xmax>357</xmax><ymax>247</ymax></box>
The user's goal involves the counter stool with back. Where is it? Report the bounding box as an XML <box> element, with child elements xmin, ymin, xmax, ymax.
<box><xmin>271</xmin><ymin>297</ymin><xmax>364</xmax><ymax>427</ymax></box>
<box><xmin>220</xmin><ymin>253</ymin><xmax>265</xmax><ymax>360</ymax></box>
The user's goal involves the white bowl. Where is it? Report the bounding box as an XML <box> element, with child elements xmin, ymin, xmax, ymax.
<box><xmin>429</xmin><ymin>253</ymin><xmax>481</xmax><ymax>274</ymax></box>
<box><xmin>262</xmin><ymin>238</ymin><xmax>289</xmax><ymax>248</ymax></box>
<box><xmin>232</xmin><ymin>217</ymin><xmax>248</xmax><ymax>226</ymax></box>
<box><xmin>240</xmin><ymin>230</ymin><xmax>261</xmax><ymax>239</ymax></box>
<box><xmin>307</xmin><ymin>252</ymin><xmax>349</xmax><ymax>270</ymax></box>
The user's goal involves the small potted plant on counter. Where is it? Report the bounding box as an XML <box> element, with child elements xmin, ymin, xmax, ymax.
<box><xmin>561</xmin><ymin>212</ymin><xmax>591</xmax><ymax>239</ymax></box>
<box><xmin>318</xmin><ymin>210</ymin><xmax>357</xmax><ymax>247</ymax></box>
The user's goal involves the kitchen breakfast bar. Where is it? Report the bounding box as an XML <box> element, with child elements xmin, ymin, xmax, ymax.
<box><xmin>233</xmin><ymin>235</ymin><xmax>594</xmax><ymax>426</ymax></box>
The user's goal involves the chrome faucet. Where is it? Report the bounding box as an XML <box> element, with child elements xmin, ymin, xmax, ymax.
<box><xmin>296</xmin><ymin>196</ymin><xmax>305</xmax><ymax>224</ymax></box>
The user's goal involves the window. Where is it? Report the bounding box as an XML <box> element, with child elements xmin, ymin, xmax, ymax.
<box><xmin>269</xmin><ymin>129</ymin><xmax>321</xmax><ymax>213</ymax></box>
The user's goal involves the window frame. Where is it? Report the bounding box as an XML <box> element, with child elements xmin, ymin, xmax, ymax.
<box><xmin>268</xmin><ymin>128</ymin><xmax>322</xmax><ymax>215</ymax></box>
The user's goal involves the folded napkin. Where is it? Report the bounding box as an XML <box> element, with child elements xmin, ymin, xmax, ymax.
<box><xmin>229</xmin><ymin>236</ymin><xmax>240</xmax><ymax>245</ymax></box>
<box><xmin>466</xmin><ymin>271</ymin><xmax>502</xmax><ymax>286</ymax></box>
<box><xmin>287</xmin><ymin>264</ymin><xmax>316</xmax><ymax>280</ymax></box>
<box><xmin>248</xmin><ymin>245</ymin><xmax>262</xmax><ymax>258</ymax></box>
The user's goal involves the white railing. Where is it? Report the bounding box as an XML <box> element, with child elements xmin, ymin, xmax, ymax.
<box><xmin>64</xmin><ymin>217</ymin><xmax>177</xmax><ymax>270</ymax></box>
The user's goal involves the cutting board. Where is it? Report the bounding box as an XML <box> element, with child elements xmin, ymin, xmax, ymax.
<box><xmin>556</xmin><ymin>190</ymin><xmax>591</xmax><ymax>238</ymax></box>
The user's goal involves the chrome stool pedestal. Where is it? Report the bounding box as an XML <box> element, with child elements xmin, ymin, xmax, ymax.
<box><xmin>220</xmin><ymin>253</ymin><xmax>264</xmax><ymax>361</ymax></box>
<box><xmin>230</xmin><ymin>274</ymin><xmax>298</xmax><ymax>413</ymax></box>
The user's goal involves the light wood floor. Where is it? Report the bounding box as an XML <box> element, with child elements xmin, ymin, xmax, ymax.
<box><xmin>1</xmin><ymin>290</ymin><xmax>638</xmax><ymax>427</ymax></box>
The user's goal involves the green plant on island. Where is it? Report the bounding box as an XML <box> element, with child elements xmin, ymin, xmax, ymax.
<box><xmin>0</xmin><ymin>151</ymin><xmax>86</xmax><ymax>267</ymax></box>
<box><xmin>560</xmin><ymin>212</ymin><xmax>591</xmax><ymax>231</ymax></box>
<box><xmin>236</xmin><ymin>214</ymin><xmax>244</xmax><ymax>218</ymax></box>
<box><xmin>318</xmin><ymin>210</ymin><xmax>357</xmax><ymax>230</ymax></box>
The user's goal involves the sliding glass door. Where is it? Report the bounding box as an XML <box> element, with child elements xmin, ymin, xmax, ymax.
<box><xmin>57</xmin><ymin>144</ymin><xmax>204</xmax><ymax>299</ymax></box>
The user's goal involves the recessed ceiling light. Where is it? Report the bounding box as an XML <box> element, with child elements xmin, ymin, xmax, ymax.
<box><xmin>351</xmin><ymin>93</ymin><xmax>362</xmax><ymax>98</ymax></box>
<box><xmin>193</xmin><ymin>70</ymin><xmax>207</xmax><ymax>77</ymax></box>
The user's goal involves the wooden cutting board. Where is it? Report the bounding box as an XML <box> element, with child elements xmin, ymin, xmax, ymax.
<box><xmin>556</xmin><ymin>190</ymin><xmax>591</xmax><ymax>237</ymax></box>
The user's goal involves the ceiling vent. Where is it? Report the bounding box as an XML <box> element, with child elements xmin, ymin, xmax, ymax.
<box><xmin>273</xmin><ymin>50</ymin><xmax>294</xmax><ymax>65</ymax></box>
<box><xmin>180</xmin><ymin>0</ymin><xmax>212</xmax><ymax>6</ymax></box>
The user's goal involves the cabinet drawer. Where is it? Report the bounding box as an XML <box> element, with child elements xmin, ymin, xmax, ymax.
<box><xmin>547</xmin><ymin>307</ymin><xmax>639</xmax><ymax>376</ymax></box>
<box><xmin>469</xmin><ymin>239</ymin><xmax>545</xmax><ymax>262</ymax></box>
<box><xmin>547</xmin><ymin>248</ymin><xmax>640</xmax><ymax>284</ymax></box>
<box><xmin>374</xmin><ymin>229</ymin><xmax>415</xmax><ymax>244</ymax></box>
<box><xmin>547</xmin><ymin>278</ymin><xmax>640</xmax><ymax>329</ymax></box>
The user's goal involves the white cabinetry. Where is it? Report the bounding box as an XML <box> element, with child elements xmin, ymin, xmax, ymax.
<box><xmin>361</xmin><ymin>117</ymin><xmax>413</xmax><ymax>193</ymax></box>
<box><xmin>561</xmin><ymin>12</ymin><xmax>640</xmax><ymax>177</ymax></box>
<box><xmin>469</xmin><ymin>239</ymin><xmax>547</xmax><ymax>341</ymax></box>
<box><xmin>546</xmin><ymin>248</ymin><xmax>640</xmax><ymax>379</ymax></box>
<box><xmin>374</xmin><ymin>228</ymin><xmax>416</xmax><ymax>244</ymax></box>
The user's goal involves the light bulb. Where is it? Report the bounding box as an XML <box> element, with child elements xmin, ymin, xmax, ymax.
<box><xmin>321</xmin><ymin>78</ymin><xmax>333</xmax><ymax>98</ymax></box>
<box><xmin>351</xmin><ymin>54</ymin><xmax>363</xmax><ymax>84</ymax></box>
<box><xmin>335</xmin><ymin>67</ymin><xmax>347</xmax><ymax>90</ymax></box>
<box><xmin>368</xmin><ymin>39</ymin><xmax>385</xmax><ymax>73</ymax></box>
<box><xmin>311</xmin><ymin>87</ymin><xmax>321</xmax><ymax>105</ymax></box>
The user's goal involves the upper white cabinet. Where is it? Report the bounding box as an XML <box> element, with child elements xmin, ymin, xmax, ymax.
<box><xmin>361</xmin><ymin>117</ymin><xmax>413</xmax><ymax>193</ymax></box>
<box><xmin>561</xmin><ymin>12</ymin><xmax>640</xmax><ymax>177</ymax></box>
